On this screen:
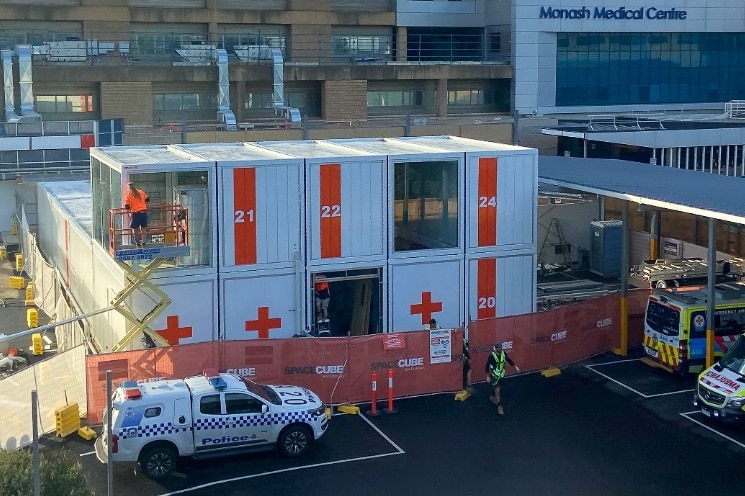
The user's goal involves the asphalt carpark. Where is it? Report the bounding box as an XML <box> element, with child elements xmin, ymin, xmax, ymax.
<box><xmin>41</xmin><ymin>349</ymin><xmax>745</xmax><ymax>496</ymax></box>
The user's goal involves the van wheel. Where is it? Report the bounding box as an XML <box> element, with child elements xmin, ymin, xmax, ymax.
<box><xmin>278</xmin><ymin>425</ymin><xmax>312</xmax><ymax>457</ymax></box>
<box><xmin>655</xmin><ymin>280</ymin><xmax>668</xmax><ymax>288</ymax></box>
<box><xmin>139</xmin><ymin>445</ymin><xmax>177</xmax><ymax>480</ymax></box>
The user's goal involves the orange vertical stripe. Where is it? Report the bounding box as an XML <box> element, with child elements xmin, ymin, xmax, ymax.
<box><xmin>478</xmin><ymin>157</ymin><xmax>497</xmax><ymax>247</ymax></box>
<box><xmin>477</xmin><ymin>258</ymin><xmax>497</xmax><ymax>319</ymax></box>
<box><xmin>234</xmin><ymin>168</ymin><xmax>257</xmax><ymax>265</ymax></box>
<box><xmin>319</xmin><ymin>164</ymin><xmax>342</xmax><ymax>258</ymax></box>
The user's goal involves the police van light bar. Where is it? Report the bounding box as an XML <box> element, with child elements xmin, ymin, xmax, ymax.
<box><xmin>203</xmin><ymin>368</ymin><xmax>227</xmax><ymax>390</ymax></box>
<box><xmin>121</xmin><ymin>381</ymin><xmax>142</xmax><ymax>399</ymax></box>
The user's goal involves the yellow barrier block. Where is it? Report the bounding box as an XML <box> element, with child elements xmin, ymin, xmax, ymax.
<box><xmin>454</xmin><ymin>390</ymin><xmax>471</xmax><ymax>401</ymax></box>
<box><xmin>31</xmin><ymin>332</ymin><xmax>43</xmax><ymax>355</ymax></box>
<box><xmin>11</xmin><ymin>221</ymin><xmax>18</xmax><ymax>235</ymax></box>
<box><xmin>9</xmin><ymin>276</ymin><xmax>25</xmax><ymax>289</ymax></box>
<box><xmin>337</xmin><ymin>404</ymin><xmax>360</xmax><ymax>415</ymax></box>
<box><xmin>541</xmin><ymin>368</ymin><xmax>561</xmax><ymax>378</ymax></box>
<box><xmin>15</xmin><ymin>253</ymin><xmax>22</xmax><ymax>272</ymax></box>
<box><xmin>0</xmin><ymin>246</ymin><xmax>6</xmax><ymax>260</ymax></box>
<box><xmin>77</xmin><ymin>426</ymin><xmax>97</xmax><ymax>441</ymax></box>
<box><xmin>55</xmin><ymin>403</ymin><xmax>80</xmax><ymax>437</ymax></box>
<box><xmin>25</xmin><ymin>283</ymin><xmax>34</xmax><ymax>299</ymax></box>
<box><xmin>27</xmin><ymin>309</ymin><xmax>39</xmax><ymax>329</ymax></box>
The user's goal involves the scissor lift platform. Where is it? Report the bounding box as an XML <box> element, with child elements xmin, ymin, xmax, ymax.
<box><xmin>107</xmin><ymin>204</ymin><xmax>191</xmax><ymax>350</ymax></box>
<box><xmin>108</xmin><ymin>204</ymin><xmax>191</xmax><ymax>261</ymax></box>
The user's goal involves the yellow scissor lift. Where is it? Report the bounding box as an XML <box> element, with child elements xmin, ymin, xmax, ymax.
<box><xmin>107</xmin><ymin>204</ymin><xmax>190</xmax><ymax>351</ymax></box>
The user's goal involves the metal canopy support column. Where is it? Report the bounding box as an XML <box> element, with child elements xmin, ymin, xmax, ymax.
<box><xmin>649</xmin><ymin>209</ymin><xmax>659</xmax><ymax>259</ymax></box>
<box><xmin>706</xmin><ymin>218</ymin><xmax>716</xmax><ymax>368</ymax></box>
<box><xmin>111</xmin><ymin>259</ymin><xmax>172</xmax><ymax>351</ymax></box>
<box><xmin>616</xmin><ymin>201</ymin><xmax>629</xmax><ymax>356</ymax></box>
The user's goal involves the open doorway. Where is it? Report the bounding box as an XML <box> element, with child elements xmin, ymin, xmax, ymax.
<box><xmin>311</xmin><ymin>268</ymin><xmax>382</xmax><ymax>336</ymax></box>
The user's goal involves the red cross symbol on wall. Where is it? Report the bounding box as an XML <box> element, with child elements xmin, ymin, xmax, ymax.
<box><xmin>154</xmin><ymin>315</ymin><xmax>193</xmax><ymax>345</ymax></box>
<box><xmin>245</xmin><ymin>306</ymin><xmax>282</xmax><ymax>339</ymax></box>
<box><xmin>410</xmin><ymin>291</ymin><xmax>443</xmax><ymax>325</ymax></box>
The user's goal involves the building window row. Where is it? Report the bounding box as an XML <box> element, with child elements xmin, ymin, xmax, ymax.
<box><xmin>35</xmin><ymin>95</ymin><xmax>94</xmax><ymax>114</ymax></box>
<box><xmin>556</xmin><ymin>32</ymin><xmax>745</xmax><ymax>106</ymax></box>
<box><xmin>367</xmin><ymin>90</ymin><xmax>424</xmax><ymax>108</ymax></box>
<box><xmin>154</xmin><ymin>93</ymin><xmax>217</xmax><ymax>111</ymax></box>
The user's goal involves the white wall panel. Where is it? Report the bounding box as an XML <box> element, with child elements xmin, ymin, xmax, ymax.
<box><xmin>221</xmin><ymin>271</ymin><xmax>301</xmax><ymax>340</ymax></box>
<box><xmin>141</xmin><ymin>277</ymin><xmax>218</xmax><ymax>345</ymax></box>
<box><xmin>308</xmin><ymin>159</ymin><xmax>386</xmax><ymax>263</ymax></box>
<box><xmin>467</xmin><ymin>254</ymin><xmax>536</xmax><ymax>319</ymax></box>
<box><xmin>30</xmin><ymin>135</ymin><xmax>81</xmax><ymax>150</ymax></box>
<box><xmin>388</xmin><ymin>257</ymin><xmax>463</xmax><ymax>331</ymax></box>
<box><xmin>219</xmin><ymin>163</ymin><xmax>302</xmax><ymax>270</ymax></box>
<box><xmin>466</xmin><ymin>151</ymin><xmax>537</xmax><ymax>252</ymax></box>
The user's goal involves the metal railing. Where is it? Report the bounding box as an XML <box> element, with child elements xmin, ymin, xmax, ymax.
<box><xmin>2</xmin><ymin>120</ymin><xmax>95</xmax><ymax>137</ymax></box>
<box><xmin>0</xmin><ymin>30</ymin><xmax>511</xmax><ymax>66</ymax></box>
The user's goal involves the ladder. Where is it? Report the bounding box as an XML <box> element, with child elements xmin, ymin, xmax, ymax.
<box><xmin>539</xmin><ymin>218</ymin><xmax>571</xmax><ymax>266</ymax></box>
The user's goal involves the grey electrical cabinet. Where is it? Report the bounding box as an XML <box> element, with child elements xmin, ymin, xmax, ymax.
<box><xmin>590</xmin><ymin>220</ymin><xmax>623</xmax><ymax>278</ymax></box>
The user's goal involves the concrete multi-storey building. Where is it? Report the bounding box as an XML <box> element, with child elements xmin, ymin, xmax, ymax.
<box><xmin>0</xmin><ymin>0</ymin><xmax>512</xmax><ymax>129</ymax></box>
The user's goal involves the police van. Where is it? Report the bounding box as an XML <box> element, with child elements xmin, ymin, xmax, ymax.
<box><xmin>95</xmin><ymin>370</ymin><xmax>329</xmax><ymax>480</ymax></box>
<box><xmin>694</xmin><ymin>334</ymin><xmax>745</xmax><ymax>423</ymax></box>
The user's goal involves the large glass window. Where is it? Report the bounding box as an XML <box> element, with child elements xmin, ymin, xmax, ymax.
<box><xmin>556</xmin><ymin>32</ymin><xmax>745</xmax><ymax>106</ymax></box>
<box><xmin>393</xmin><ymin>161</ymin><xmax>459</xmax><ymax>252</ymax></box>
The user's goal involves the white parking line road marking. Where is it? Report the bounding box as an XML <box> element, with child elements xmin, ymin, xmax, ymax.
<box><xmin>645</xmin><ymin>389</ymin><xmax>694</xmax><ymax>398</ymax></box>
<box><xmin>588</xmin><ymin>358</ymin><xmax>642</xmax><ymax>367</ymax></box>
<box><xmin>157</xmin><ymin>412</ymin><xmax>405</xmax><ymax>496</ymax></box>
<box><xmin>584</xmin><ymin>364</ymin><xmax>648</xmax><ymax>398</ymax></box>
<box><xmin>585</xmin><ymin>364</ymin><xmax>694</xmax><ymax>399</ymax></box>
<box><xmin>680</xmin><ymin>412</ymin><xmax>745</xmax><ymax>450</ymax></box>
<box><xmin>79</xmin><ymin>451</ymin><xmax>96</xmax><ymax>457</ymax></box>
<box><xmin>359</xmin><ymin>411</ymin><xmax>405</xmax><ymax>453</ymax></box>
<box><xmin>157</xmin><ymin>452</ymin><xmax>405</xmax><ymax>496</ymax></box>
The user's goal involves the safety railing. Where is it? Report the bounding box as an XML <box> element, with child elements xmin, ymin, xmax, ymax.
<box><xmin>1</xmin><ymin>31</ymin><xmax>511</xmax><ymax>66</ymax></box>
<box><xmin>107</xmin><ymin>204</ymin><xmax>190</xmax><ymax>261</ymax></box>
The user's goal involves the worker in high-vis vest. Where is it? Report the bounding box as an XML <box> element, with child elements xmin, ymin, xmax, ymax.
<box><xmin>485</xmin><ymin>342</ymin><xmax>520</xmax><ymax>415</ymax></box>
<box><xmin>124</xmin><ymin>182</ymin><xmax>150</xmax><ymax>247</ymax></box>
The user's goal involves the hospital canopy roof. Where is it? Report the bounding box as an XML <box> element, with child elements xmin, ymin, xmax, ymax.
<box><xmin>539</xmin><ymin>156</ymin><xmax>745</xmax><ymax>225</ymax></box>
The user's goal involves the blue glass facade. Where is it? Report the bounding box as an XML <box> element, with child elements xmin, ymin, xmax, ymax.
<box><xmin>556</xmin><ymin>33</ymin><xmax>745</xmax><ymax>106</ymax></box>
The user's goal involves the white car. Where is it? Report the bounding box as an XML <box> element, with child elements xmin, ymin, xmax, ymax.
<box><xmin>95</xmin><ymin>371</ymin><xmax>329</xmax><ymax>479</ymax></box>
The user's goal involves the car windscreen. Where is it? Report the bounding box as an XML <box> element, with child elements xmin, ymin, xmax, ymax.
<box><xmin>239</xmin><ymin>377</ymin><xmax>281</xmax><ymax>405</ymax></box>
<box><xmin>720</xmin><ymin>336</ymin><xmax>745</xmax><ymax>375</ymax></box>
<box><xmin>646</xmin><ymin>300</ymin><xmax>680</xmax><ymax>336</ymax></box>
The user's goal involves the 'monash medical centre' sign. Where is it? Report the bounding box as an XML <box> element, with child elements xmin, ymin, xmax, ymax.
<box><xmin>539</xmin><ymin>6</ymin><xmax>687</xmax><ymax>20</ymax></box>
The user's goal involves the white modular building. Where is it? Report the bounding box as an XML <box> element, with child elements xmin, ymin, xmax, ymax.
<box><xmin>37</xmin><ymin>137</ymin><xmax>537</xmax><ymax>351</ymax></box>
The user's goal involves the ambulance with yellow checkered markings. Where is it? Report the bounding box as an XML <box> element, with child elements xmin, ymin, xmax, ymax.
<box><xmin>643</xmin><ymin>284</ymin><xmax>745</xmax><ymax>375</ymax></box>
<box><xmin>95</xmin><ymin>369</ymin><xmax>328</xmax><ymax>480</ymax></box>
<box><xmin>694</xmin><ymin>334</ymin><xmax>745</xmax><ymax>422</ymax></box>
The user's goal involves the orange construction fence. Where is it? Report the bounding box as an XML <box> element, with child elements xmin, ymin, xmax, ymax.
<box><xmin>86</xmin><ymin>289</ymin><xmax>650</xmax><ymax>425</ymax></box>
<box><xmin>86</xmin><ymin>329</ymin><xmax>463</xmax><ymax>425</ymax></box>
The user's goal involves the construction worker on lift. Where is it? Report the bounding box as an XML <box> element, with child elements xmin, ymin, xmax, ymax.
<box><xmin>124</xmin><ymin>182</ymin><xmax>150</xmax><ymax>247</ymax></box>
<box><xmin>485</xmin><ymin>342</ymin><xmax>520</xmax><ymax>415</ymax></box>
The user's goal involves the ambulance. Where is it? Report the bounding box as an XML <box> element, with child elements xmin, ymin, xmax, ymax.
<box><xmin>642</xmin><ymin>284</ymin><xmax>745</xmax><ymax>374</ymax></box>
<box><xmin>95</xmin><ymin>370</ymin><xmax>329</xmax><ymax>480</ymax></box>
<box><xmin>694</xmin><ymin>334</ymin><xmax>745</xmax><ymax>423</ymax></box>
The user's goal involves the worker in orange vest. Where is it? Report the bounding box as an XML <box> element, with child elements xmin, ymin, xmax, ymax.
<box><xmin>124</xmin><ymin>182</ymin><xmax>150</xmax><ymax>247</ymax></box>
<box><xmin>314</xmin><ymin>275</ymin><xmax>331</xmax><ymax>322</ymax></box>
